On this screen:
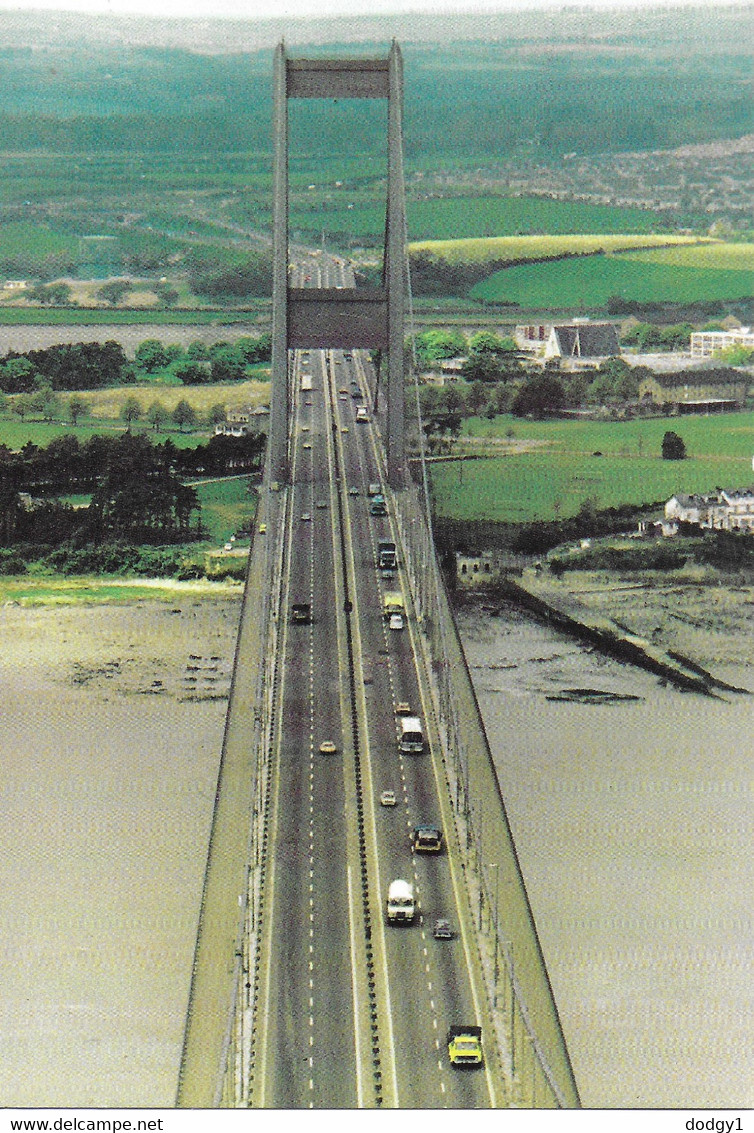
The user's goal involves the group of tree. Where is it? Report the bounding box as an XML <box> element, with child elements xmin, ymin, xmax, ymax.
<box><xmin>0</xmin><ymin>335</ymin><xmax>270</xmax><ymax>398</ymax></box>
<box><xmin>620</xmin><ymin>321</ymin><xmax>696</xmax><ymax>352</ymax></box>
<box><xmin>0</xmin><ymin>342</ymin><xmax>128</xmax><ymax>393</ymax></box>
<box><xmin>185</xmin><ymin>249</ymin><xmax>272</xmax><ymax>302</ymax></box>
<box><xmin>132</xmin><ymin>335</ymin><xmax>271</xmax><ymax>383</ymax></box>
<box><xmin>0</xmin><ymin>430</ymin><xmax>265</xmax><ymax>549</ymax></box>
<box><xmin>407</xmin><ymin>251</ymin><xmax>505</xmax><ymax>298</ymax></box>
<box><xmin>93</xmin><ymin>279</ymin><xmax>180</xmax><ymax>308</ymax></box>
<box><xmin>412</xmin><ymin>329</ymin><xmax>519</xmax><ymax>380</ymax></box>
<box><xmin>119</xmin><ymin>396</ymin><xmax>201</xmax><ymax>433</ymax></box>
<box><xmin>0</xmin><ymin>429</ymin><xmax>265</xmax><ymax>496</ymax></box>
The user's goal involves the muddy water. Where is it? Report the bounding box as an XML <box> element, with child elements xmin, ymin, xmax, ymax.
<box><xmin>456</xmin><ymin>602</ymin><xmax>754</xmax><ymax>1109</ymax></box>
<box><xmin>0</xmin><ymin>599</ymin><xmax>240</xmax><ymax>1108</ymax></box>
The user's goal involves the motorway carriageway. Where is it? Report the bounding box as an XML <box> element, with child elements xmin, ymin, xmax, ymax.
<box><xmin>252</xmin><ymin>257</ymin><xmax>499</xmax><ymax>1108</ymax></box>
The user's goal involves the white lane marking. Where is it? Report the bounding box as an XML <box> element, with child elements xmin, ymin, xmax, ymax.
<box><xmin>346</xmin><ymin>864</ymin><xmax>365</xmax><ymax>1107</ymax></box>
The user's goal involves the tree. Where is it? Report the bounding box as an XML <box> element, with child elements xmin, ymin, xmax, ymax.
<box><xmin>171</xmin><ymin>398</ymin><xmax>197</xmax><ymax>432</ymax></box>
<box><xmin>208</xmin><ymin>403</ymin><xmax>227</xmax><ymax>427</ymax></box>
<box><xmin>27</xmin><ymin>281</ymin><xmax>72</xmax><ymax>306</ymax></box>
<box><xmin>186</xmin><ymin>341</ymin><xmax>211</xmax><ymax>362</ymax></box>
<box><xmin>587</xmin><ymin>357</ymin><xmax>639</xmax><ymax>405</ymax></box>
<box><xmin>87</xmin><ymin>434</ymin><xmax>200</xmax><ymax>544</ymax></box>
<box><xmin>462</xmin><ymin>330</ymin><xmax>520</xmax><ymax>383</ymax></box>
<box><xmin>462</xmin><ymin>351</ymin><xmax>505</xmax><ymax>383</ymax></box>
<box><xmin>146</xmin><ymin>401</ymin><xmax>169</xmax><ymax>432</ymax></box>
<box><xmin>413</xmin><ymin>329</ymin><xmax>467</xmax><ymax>369</ymax></box>
<box><xmin>511</xmin><ymin>374</ymin><xmax>566</xmax><ymax>418</ymax></box>
<box><xmin>467</xmin><ymin>330</ymin><xmax>515</xmax><ymax>356</ymax></box>
<box><xmin>0</xmin><ymin>357</ymin><xmax>39</xmax><ymax>394</ymax></box>
<box><xmin>134</xmin><ymin>339</ymin><xmax>172</xmax><ymax>373</ymax></box>
<box><xmin>418</xmin><ymin>384</ymin><xmax>464</xmax><ymax>455</ymax></box>
<box><xmin>172</xmin><ymin>358</ymin><xmax>209</xmax><ymax>385</ymax></box>
<box><xmin>715</xmin><ymin>344</ymin><xmax>754</xmax><ymax>366</ymax></box>
<box><xmin>467</xmin><ymin>380</ymin><xmax>489</xmax><ymax>417</ymax></box>
<box><xmin>661</xmin><ymin>430</ymin><xmax>687</xmax><ymax>460</ymax></box>
<box><xmin>153</xmin><ymin>281</ymin><xmax>179</xmax><ymax>307</ymax></box>
<box><xmin>36</xmin><ymin>386</ymin><xmax>62</xmax><ymax>423</ymax></box>
<box><xmin>95</xmin><ymin>280</ymin><xmax>130</xmax><ymax>306</ymax></box>
<box><xmin>209</xmin><ymin>343</ymin><xmax>246</xmax><ymax>383</ymax></box>
<box><xmin>11</xmin><ymin>394</ymin><xmax>33</xmax><ymax>422</ymax></box>
<box><xmin>120</xmin><ymin>395</ymin><xmax>143</xmax><ymax>432</ymax></box>
<box><xmin>67</xmin><ymin>395</ymin><xmax>90</xmax><ymax>426</ymax></box>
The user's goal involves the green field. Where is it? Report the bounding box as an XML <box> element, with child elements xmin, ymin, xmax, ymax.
<box><xmin>0</xmin><ymin>416</ymin><xmax>220</xmax><ymax>450</ymax></box>
<box><xmin>468</xmin><ymin>241</ymin><xmax>754</xmax><ymax>305</ymax></box>
<box><xmin>289</xmin><ymin>196</ymin><xmax>668</xmax><ymax>243</ymax></box>
<box><xmin>430</xmin><ymin>412</ymin><xmax>754</xmax><ymax>522</ymax></box>
<box><xmin>0</xmin><ymin>307</ymin><xmax>269</xmax><ymax>325</ymax></box>
<box><xmin>194</xmin><ymin>476</ymin><xmax>257</xmax><ymax>543</ymax></box>
<box><xmin>0</xmin><ymin>221</ymin><xmax>78</xmax><ymax>259</ymax></box>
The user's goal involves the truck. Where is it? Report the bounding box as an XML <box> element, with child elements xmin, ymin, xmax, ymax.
<box><xmin>386</xmin><ymin>879</ymin><xmax>415</xmax><ymax>924</ymax></box>
<box><xmin>399</xmin><ymin>716</ymin><xmax>424</xmax><ymax>754</ymax></box>
<box><xmin>447</xmin><ymin>1025</ymin><xmax>483</xmax><ymax>1066</ymax></box>
<box><xmin>377</xmin><ymin>538</ymin><xmax>397</xmax><ymax>570</ymax></box>
<box><xmin>412</xmin><ymin>824</ymin><xmax>443</xmax><ymax>853</ymax></box>
<box><xmin>291</xmin><ymin>602</ymin><xmax>312</xmax><ymax>625</ymax></box>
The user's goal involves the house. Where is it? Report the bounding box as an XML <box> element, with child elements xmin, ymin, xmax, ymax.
<box><xmin>2</xmin><ymin>280</ymin><xmax>27</xmax><ymax>291</ymax></box>
<box><xmin>638</xmin><ymin>367</ymin><xmax>749</xmax><ymax>410</ymax></box>
<box><xmin>439</xmin><ymin>357</ymin><xmax>466</xmax><ymax>378</ymax></box>
<box><xmin>455</xmin><ymin>551</ymin><xmax>506</xmax><ymax>585</ymax></box>
<box><xmin>515</xmin><ymin>324</ymin><xmax>550</xmax><ymax>350</ymax></box>
<box><xmin>543</xmin><ymin>321</ymin><xmax>621</xmax><ymax>368</ymax></box>
<box><xmin>665</xmin><ymin>487</ymin><xmax>754</xmax><ymax>532</ymax></box>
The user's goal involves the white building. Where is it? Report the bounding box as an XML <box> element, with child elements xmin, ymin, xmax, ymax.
<box><xmin>690</xmin><ymin>328</ymin><xmax>754</xmax><ymax>358</ymax></box>
<box><xmin>665</xmin><ymin>487</ymin><xmax>754</xmax><ymax>532</ymax></box>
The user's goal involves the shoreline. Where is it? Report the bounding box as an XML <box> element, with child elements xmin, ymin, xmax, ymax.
<box><xmin>0</xmin><ymin>574</ymin><xmax>244</xmax><ymax>608</ymax></box>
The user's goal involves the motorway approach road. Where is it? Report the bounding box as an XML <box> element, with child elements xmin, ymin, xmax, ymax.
<box><xmin>252</xmin><ymin>256</ymin><xmax>499</xmax><ymax>1108</ymax></box>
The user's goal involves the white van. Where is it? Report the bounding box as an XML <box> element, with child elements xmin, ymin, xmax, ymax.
<box><xmin>386</xmin><ymin>879</ymin><xmax>415</xmax><ymax>924</ymax></box>
<box><xmin>399</xmin><ymin>716</ymin><xmax>424</xmax><ymax>754</ymax></box>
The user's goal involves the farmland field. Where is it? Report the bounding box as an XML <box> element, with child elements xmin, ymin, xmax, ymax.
<box><xmin>409</xmin><ymin>233</ymin><xmax>700</xmax><ymax>265</ymax></box>
<box><xmin>617</xmin><ymin>242</ymin><xmax>754</xmax><ymax>271</ymax></box>
<box><xmin>468</xmin><ymin>245</ymin><xmax>754</xmax><ymax>306</ymax></box>
<box><xmin>289</xmin><ymin>195</ymin><xmax>669</xmax><ymax>243</ymax></box>
<box><xmin>430</xmin><ymin>412</ymin><xmax>754</xmax><ymax>522</ymax></box>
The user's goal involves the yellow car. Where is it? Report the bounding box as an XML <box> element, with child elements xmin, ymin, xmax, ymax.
<box><xmin>447</xmin><ymin>1026</ymin><xmax>483</xmax><ymax>1066</ymax></box>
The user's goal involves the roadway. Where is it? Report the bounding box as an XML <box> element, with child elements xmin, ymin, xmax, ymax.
<box><xmin>253</xmin><ymin>254</ymin><xmax>497</xmax><ymax>1108</ymax></box>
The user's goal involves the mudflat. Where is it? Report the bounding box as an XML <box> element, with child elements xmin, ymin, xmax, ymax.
<box><xmin>0</xmin><ymin>590</ymin><xmax>242</xmax><ymax>1107</ymax></box>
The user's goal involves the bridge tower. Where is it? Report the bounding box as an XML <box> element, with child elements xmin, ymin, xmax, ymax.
<box><xmin>270</xmin><ymin>41</ymin><xmax>406</xmax><ymax>488</ymax></box>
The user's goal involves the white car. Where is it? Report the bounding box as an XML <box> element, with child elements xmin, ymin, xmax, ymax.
<box><xmin>380</xmin><ymin>790</ymin><xmax>397</xmax><ymax>807</ymax></box>
<box><xmin>301</xmin><ymin>512</ymin><xmax>312</xmax><ymax>522</ymax></box>
<box><xmin>355</xmin><ymin>407</ymin><xmax>370</xmax><ymax>423</ymax></box>
<box><xmin>389</xmin><ymin>613</ymin><xmax>404</xmax><ymax>631</ymax></box>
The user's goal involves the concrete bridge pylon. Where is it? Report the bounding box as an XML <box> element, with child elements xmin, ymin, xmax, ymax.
<box><xmin>270</xmin><ymin>41</ymin><xmax>407</xmax><ymax>489</ymax></box>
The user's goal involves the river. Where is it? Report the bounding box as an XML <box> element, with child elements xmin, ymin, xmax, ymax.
<box><xmin>456</xmin><ymin>598</ymin><xmax>753</xmax><ymax>1109</ymax></box>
